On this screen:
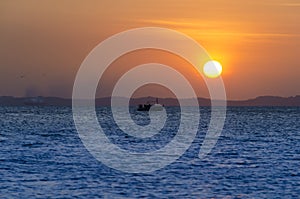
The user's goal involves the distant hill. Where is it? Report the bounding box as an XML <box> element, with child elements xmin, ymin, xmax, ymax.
<box><xmin>227</xmin><ymin>96</ymin><xmax>300</xmax><ymax>107</ymax></box>
<box><xmin>0</xmin><ymin>95</ymin><xmax>299</xmax><ymax>106</ymax></box>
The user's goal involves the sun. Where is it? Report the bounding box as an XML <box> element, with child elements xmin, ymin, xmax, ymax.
<box><xmin>203</xmin><ymin>60</ymin><xmax>223</xmax><ymax>78</ymax></box>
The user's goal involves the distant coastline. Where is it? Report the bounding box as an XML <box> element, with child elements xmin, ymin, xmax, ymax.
<box><xmin>0</xmin><ymin>95</ymin><xmax>299</xmax><ymax>106</ymax></box>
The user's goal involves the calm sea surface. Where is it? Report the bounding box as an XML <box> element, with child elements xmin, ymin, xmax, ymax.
<box><xmin>0</xmin><ymin>106</ymin><xmax>299</xmax><ymax>198</ymax></box>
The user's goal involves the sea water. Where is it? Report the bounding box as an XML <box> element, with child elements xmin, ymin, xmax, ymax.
<box><xmin>0</xmin><ymin>106</ymin><xmax>299</xmax><ymax>198</ymax></box>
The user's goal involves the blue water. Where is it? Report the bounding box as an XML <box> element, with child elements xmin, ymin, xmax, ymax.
<box><xmin>0</xmin><ymin>106</ymin><xmax>299</xmax><ymax>198</ymax></box>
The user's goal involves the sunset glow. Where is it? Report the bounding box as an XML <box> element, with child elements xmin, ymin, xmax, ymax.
<box><xmin>0</xmin><ymin>2</ymin><xmax>300</xmax><ymax>197</ymax></box>
<box><xmin>0</xmin><ymin>0</ymin><xmax>299</xmax><ymax>99</ymax></box>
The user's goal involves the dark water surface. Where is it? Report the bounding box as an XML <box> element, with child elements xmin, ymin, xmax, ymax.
<box><xmin>0</xmin><ymin>106</ymin><xmax>299</xmax><ymax>198</ymax></box>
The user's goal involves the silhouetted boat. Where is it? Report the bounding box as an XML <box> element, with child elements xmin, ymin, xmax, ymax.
<box><xmin>137</xmin><ymin>98</ymin><xmax>163</xmax><ymax>111</ymax></box>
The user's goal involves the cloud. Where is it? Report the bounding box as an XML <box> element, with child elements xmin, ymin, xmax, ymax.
<box><xmin>278</xmin><ymin>3</ymin><xmax>300</xmax><ymax>7</ymax></box>
<box><xmin>138</xmin><ymin>19</ymin><xmax>300</xmax><ymax>39</ymax></box>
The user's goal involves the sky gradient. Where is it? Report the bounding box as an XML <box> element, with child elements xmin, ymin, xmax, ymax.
<box><xmin>1</xmin><ymin>0</ymin><xmax>299</xmax><ymax>99</ymax></box>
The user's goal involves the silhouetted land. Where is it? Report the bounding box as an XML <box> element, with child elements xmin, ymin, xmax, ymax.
<box><xmin>0</xmin><ymin>95</ymin><xmax>299</xmax><ymax>106</ymax></box>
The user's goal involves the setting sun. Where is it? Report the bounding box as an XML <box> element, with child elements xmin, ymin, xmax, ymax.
<box><xmin>203</xmin><ymin>60</ymin><xmax>223</xmax><ymax>78</ymax></box>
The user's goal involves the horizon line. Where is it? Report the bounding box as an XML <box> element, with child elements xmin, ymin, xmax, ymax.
<box><xmin>1</xmin><ymin>95</ymin><xmax>300</xmax><ymax>101</ymax></box>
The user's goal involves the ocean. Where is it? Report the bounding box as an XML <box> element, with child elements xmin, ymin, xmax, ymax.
<box><xmin>0</xmin><ymin>106</ymin><xmax>299</xmax><ymax>198</ymax></box>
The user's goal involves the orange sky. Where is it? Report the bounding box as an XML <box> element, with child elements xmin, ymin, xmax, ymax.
<box><xmin>0</xmin><ymin>0</ymin><xmax>299</xmax><ymax>99</ymax></box>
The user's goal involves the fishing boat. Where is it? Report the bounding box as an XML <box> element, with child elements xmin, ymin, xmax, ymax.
<box><xmin>137</xmin><ymin>98</ymin><xmax>163</xmax><ymax>111</ymax></box>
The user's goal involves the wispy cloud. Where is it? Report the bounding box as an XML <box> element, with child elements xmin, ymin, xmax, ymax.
<box><xmin>139</xmin><ymin>19</ymin><xmax>237</xmax><ymax>29</ymax></box>
<box><xmin>256</xmin><ymin>1</ymin><xmax>300</xmax><ymax>7</ymax></box>
<box><xmin>277</xmin><ymin>3</ymin><xmax>300</xmax><ymax>7</ymax></box>
<box><xmin>138</xmin><ymin>19</ymin><xmax>300</xmax><ymax>39</ymax></box>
